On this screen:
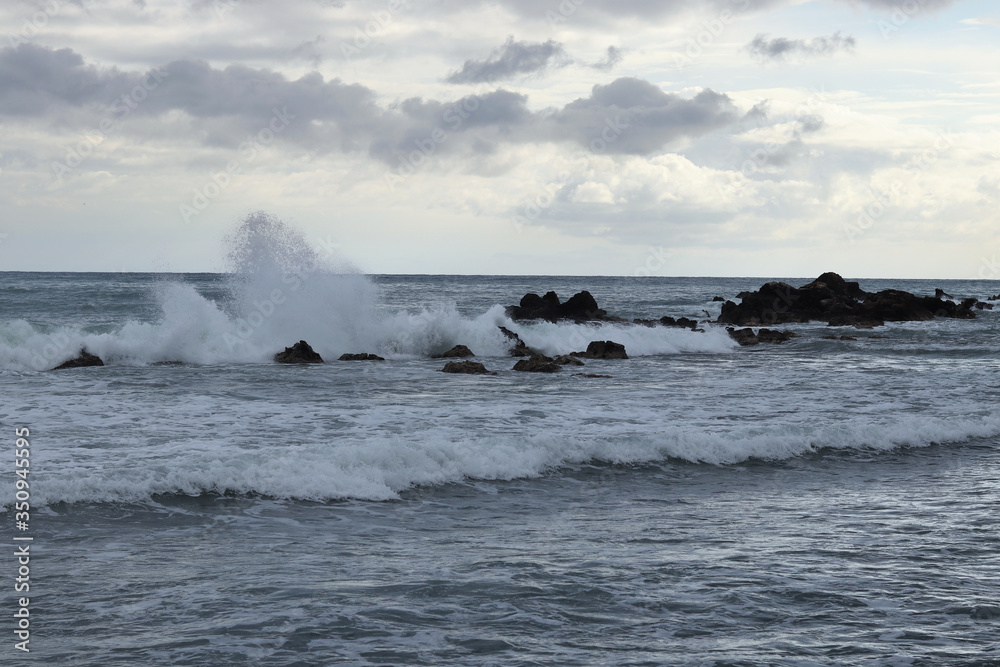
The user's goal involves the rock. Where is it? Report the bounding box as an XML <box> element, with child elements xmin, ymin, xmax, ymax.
<box><xmin>275</xmin><ymin>341</ymin><xmax>324</xmax><ymax>363</ymax></box>
<box><xmin>499</xmin><ymin>326</ymin><xmax>532</xmax><ymax>356</ymax></box>
<box><xmin>53</xmin><ymin>350</ymin><xmax>104</xmax><ymax>370</ymax></box>
<box><xmin>338</xmin><ymin>353</ymin><xmax>385</xmax><ymax>361</ymax></box>
<box><xmin>433</xmin><ymin>345</ymin><xmax>474</xmax><ymax>359</ymax></box>
<box><xmin>718</xmin><ymin>272</ymin><xmax>975</xmax><ymax>326</ymax></box>
<box><xmin>554</xmin><ymin>355</ymin><xmax>585</xmax><ymax>366</ymax></box>
<box><xmin>822</xmin><ymin>335</ymin><xmax>858</xmax><ymax>341</ymax></box>
<box><xmin>989</xmin><ymin>294</ymin><xmax>1000</xmax><ymax>301</ymax></box>
<box><xmin>727</xmin><ymin>328</ymin><xmax>797</xmax><ymax>346</ymax></box>
<box><xmin>506</xmin><ymin>290</ymin><xmax>610</xmax><ymax>322</ymax></box>
<box><xmin>441</xmin><ymin>361</ymin><xmax>495</xmax><ymax>375</ymax></box>
<box><xmin>512</xmin><ymin>354</ymin><xmax>561</xmax><ymax>373</ymax></box>
<box><xmin>935</xmin><ymin>288</ymin><xmax>954</xmax><ymax>299</ymax></box>
<box><xmin>975</xmin><ymin>301</ymin><xmax>993</xmax><ymax>310</ymax></box>
<box><xmin>659</xmin><ymin>316</ymin><xmax>699</xmax><ymax>329</ymax></box>
<box><xmin>712</xmin><ymin>296</ymin><xmax>725</xmax><ymax>302</ymax></box>
<box><xmin>573</xmin><ymin>373</ymin><xmax>612</xmax><ymax>378</ymax></box>
<box><xmin>570</xmin><ymin>340</ymin><xmax>628</xmax><ymax>359</ymax></box>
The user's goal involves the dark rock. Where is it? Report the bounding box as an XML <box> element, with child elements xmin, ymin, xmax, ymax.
<box><xmin>718</xmin><ymin>272</ymin><xmax>975</xmax><ymax>326</ymax></box>
<box><xmin>659</xmin><ymin>316</ymin><xmax>699</xmax><ymax>329</ymax></box>
<box><xmin>507</xmin><ymin>290</ymin><xmax>610</xmax><ymax>322</ymax></box>
<box><xmin>727</xmin><ymin>328</ymin><xmax>796</xmax><ymax>346</ymax></box>
<box><xmin>990</xmin><ymin>294</ymin><xmax>1000</xmax><ymax>301</ymax></box>
<box><xmin>935</xmin><ymin>288</ymin><xmax>954</xmax><ymax>299</ymax></box>
<box><xmin>554</xmin><ymin>355</ymin><xmax>585</xmax><ymax>366</ymax></box>
<box><xmin>433</xmin><ymin>345</ymin><xmax>474</xmax><ymax>359</ymax></box>
<box><xmin>573</xmin><ymin>373</ymin><xmax>612</xmax><ymax>378</ymax></box>
<box><xmin>513</xmin><ymin>354</ymin><xmax>561</xmax><ymax>373</ymax></box>
<box><xmin>441</xmin><ymin>361</ymin><xmax>495</xmax><ymax>375</ymax></box>
<box><xmin>821</xmin><ymin>335</ymin><xmax>858</xmax><ymax>341</ymax></box>
<box><xmin>570</xmin><ymin>340</ymin><xmax>628</xmax><ymax>359</ymax></box>
<box><xmin>275</xmin><ymin>341</ymin><xmax>324</xmax><ymax>363</ymax></box>
<box><xmin>53</xmin><ymin>350</ymin><xmax>104</xmax><ymax>370</ymax></box>
<box><xmin>975</xmin><ymin>301</ymin><xmax>993</xmax><ymax>310</ymax></box>
<box><xmin>338</xmin><ymin>353</ymin><xmax>385</xmax><ymax>361</ymax></box>
<box><xmin>712</xmin><ymin>296</ymin><xmax>725</xmax><ymax>302</ymax></box>
<box><xmin>499</xmin><ymin>326</ymin><xmax>532</xmax><ymax>357</ymax></box>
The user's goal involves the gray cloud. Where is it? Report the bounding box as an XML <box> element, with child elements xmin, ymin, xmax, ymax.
<box><xmin>591</xmin><ymin>46</ymin><xmax>623</xmax><ymax>71</ymax></box>
<box><xmin>747</xmin><ymin>32</ymin><xmax>856</xmax><ymax>61</ymax></box>
<box><xmin>446</xmin><ymin>37</ymin><xmax>567</xmax><ymax>84</ymax></box>
<box><xmin>0</xmin><ymin>45</ymin><xmax>746</xmax><ymax>166</ymax></box>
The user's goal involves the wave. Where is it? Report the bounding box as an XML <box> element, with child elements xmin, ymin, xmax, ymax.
<box><xmin>20</xmin><ymin>413</ymin><xmax>1000</xmax><ymax>506</ymax></box>
<box><xmin>0</xmin><ymin>213</ymin><xmax>735</xmax><ymax>370</ymax></box>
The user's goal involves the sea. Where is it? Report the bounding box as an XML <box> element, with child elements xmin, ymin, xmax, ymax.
<box><xmin>2</xmin><ymin>221</ymin><xmax>999</xmax><ymax>665</ymax></box>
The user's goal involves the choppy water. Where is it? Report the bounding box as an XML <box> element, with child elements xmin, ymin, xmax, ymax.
<box><xmin>2</xmin><ymin>238</ymin><xmax>999</xmax><ymax>664</ymax></box>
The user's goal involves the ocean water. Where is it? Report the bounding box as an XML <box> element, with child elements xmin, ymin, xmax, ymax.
<box><xmin>2</xmin><ymin>226</ymin><xmax>1000</xmax><ymax>664</ymax></box>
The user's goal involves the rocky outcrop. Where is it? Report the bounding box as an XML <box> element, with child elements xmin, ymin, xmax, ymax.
<box><xmin>433</xmin><ymin>345</ymin><xmax>474</xmax><ymax>359</ymax></box>
<box><xmin>507</xmin><ymin>290</ymin><xmax>621</xmax><ymax>322</ymax></box>
<box><xmin>512</xmin><ymin>354</ymin><xmax>561</xmax><ymax>373</ymax></box>
<box><xmin>338</xmin><ymin>353</ymin><xmax>385</xmax><ymax>361</ymax></box>
<box><xmin>499</xmin><ymin>326</ymin><xmax>532</xmax><ymax>357</ymax></box>
<box><xmin>553</xmin><ymin>355</ymin><xmax>585</xmax><ymax>366</ymax></box>
<box><xmin>727</xmin><ymin>328</ymin><xmax>798</xmax><ymax>346</ymax></box>
<box><xmin>712</xmin><ymin>296</ymin><xmax>725</xmax><ymax>302</ymax></box>
<box><xmin>275</xmin><ymin>341</ymin><xmax>324</xmax><ymax>363</ymax></box>
<box><xmin>570</xmin><ymin>340</ymin><xmax>628</xmax><ymax>359</ymax></box>
<box><xmin>718</xmin><ymin>272</ymin><xmax>975</xmax><ymax>326</ymax></box>
<box><xmin>53</xmin><ymin>350</ymin><xmax>104</xmax><ymax>370</ymax></box>
<box><xmin>441</xmin><ymin>361</ymin><xmax>495</xmax><ymax>375</ymax></box>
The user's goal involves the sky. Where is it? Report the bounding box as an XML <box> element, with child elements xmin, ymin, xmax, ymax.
<box><xmin>0</xmin><ymin>0</ymin><xmax>998</xmax><ymax>277</ymax></box>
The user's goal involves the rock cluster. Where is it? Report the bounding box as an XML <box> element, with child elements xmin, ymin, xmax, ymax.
<box><xmin>718</xmin><ymin>272</ymin><xmax>976</xmax><ymax>327</ymax></box>
<box><xmin>339</xmin><ymin>353</ymin><xmax>385</xmax><ymax>361</ymax></box>
<box><xmin>727</xmin><ymin>328</ymin><xmax>798</xmax><ymax>346</ymax></box>
<box><xmin>506</xmin><ymin>290</ymin><xmax>620</xmax><ymax>322</ymax></box>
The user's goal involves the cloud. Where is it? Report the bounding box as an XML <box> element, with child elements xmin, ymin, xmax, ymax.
<box><xmin>445</xmin><ymin>37</ymin><xmax>568</xmax><ymax>84</ymax></box>
<box><xmin>591</xmin><ymin>46</ymin><xmax>624</xmax><ymax>71</ymax></box>
<box><xmin>747</xmin><ymin>32</ymin><xmax>856</xmax><ymax>61</ymax></box>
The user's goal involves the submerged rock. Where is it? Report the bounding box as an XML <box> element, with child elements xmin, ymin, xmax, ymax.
<box><xmin>441</xmin><ymin>361</ymin><xmax>495</xmax><ymax>375</ymax></box>
<box><xmin>553</xmin><ymin>355</ymin><xmax>585</xmax><ymax>366</ymax></box>
<box><xmin>573</xmin><ymin>373</ymin><xmax>612</xmax><ymax>379</ymax></box>
<box><xmin>570</xmin><ymin>340</ymin><xmax>628</xmax><ymax>360</ymax></box>
<box><xmin>513</xmin><ymin>354</ymin><xmax>561</xmax><ymax>373</ymax></box>
<box><xmin>727</xmin><ymin>328</ymin><xmax>798</xmax><ymax>346</ymax></box>
<box><xmin>275</xmin><ymin>341</ymin><xmax>324</xmax><ymax>363</ymax></box>
<box><xmin>338</xmin><ymin>353</ymin><xmax>385</xmax><ymax>361</ymax></box>
<box><xmin>718</xmin><ymin>272</ymin><xmax>975</xmax><ymax>326</ymax></box>
<box><xmin>53</xmin><ymin>350</ymin><xmax>104</xmax><ymax>370</ymax></box>
<box><xmin>433</xmin><ymin>345</ymin><xmax>474</xmax><ymax>359</ymax></box>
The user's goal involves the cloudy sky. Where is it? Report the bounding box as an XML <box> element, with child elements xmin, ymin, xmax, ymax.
<box><xmin>1</xmin><ymin>0</ymin><xmax>997</xmax><ymax>276</ymax></box>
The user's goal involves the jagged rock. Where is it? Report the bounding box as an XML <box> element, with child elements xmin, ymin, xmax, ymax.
<box><xmin>53</xmin><ymin>350</ymin><xmax>104</xmax><ymax>370</ymax></box>
<box><xmin>975</xmin><ymin>301</ymin><xmax>993</xmax><ymax>310</ymax></box>
<box><xmin>727</xmin><ymin>328</ymin><xmax>797</xmax><ymax>346</ymax></box>
<box><xmin>338</xmin><ymin>353</ymin><xmax>385</xmax><ymax>361</ymax></box>
<box><xmin>718</xmin><ymin>272</ymin><xmax>975</xmax><ymax>326</ymax></box>
<box><xmin>712</xmin><ymin>296</ymin><xmax>725</xmax><ymax>302</ymax></box>
<box><xmin>506</xmin><ymin>290</ymin><xmax>611</xmax><ymax>322</ymax></box>
<box><xmin>512</xmin><ymin>354</ymin><xmax>561</xmax><ymax>373</ymax></box>
<box><xmin>935</xmin><ymin>288</ymin><xmax>954</xmax><ymax>299</ymax></box>
<box><xmin>570</xmin><ymin>340</ymin><xmax>628</xmax><ymax>359</ymax></box>
<box><xmin>275</xmin><ymin>341</ymin><xmax>324</xmax><ymax>363</ymax></box>
<box><xmin>499</xmin><ymin>326</ymin><xmax>532</xmax><ymax>357</ymax></box>
<box><xmin>989</xmin><ymin>294</ymin><xmax>1000</xmax><ymax>301</ymax></box>
<box><xmin>554</xmin><ymin>355</ymin><xmax>585</xmax><ymax>366</ymax></box>
<box><xmin>441</xmin><ymin>361</ymin><xmax>495</xmax><ymax>375</ymax></box>
<box><xmin>659</xmin><ymin>316</ymin><xmax>699</xmax><ymax>329</ymax></box>
<box><xmin>433</xmin><ymin>345</ymin><xmax>474</xmax><ymax>359</ymax></box>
